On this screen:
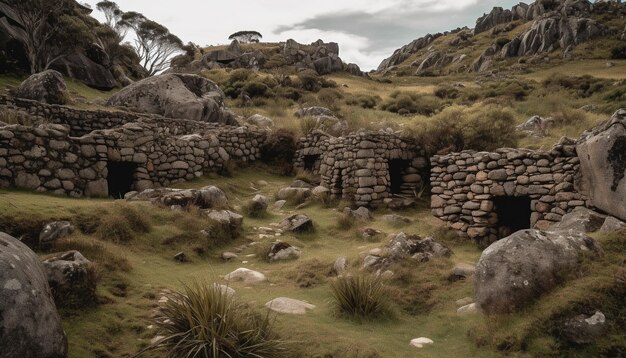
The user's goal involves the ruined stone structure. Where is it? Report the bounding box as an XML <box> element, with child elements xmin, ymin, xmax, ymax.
<box><xmin>0</xmin><ymin>95</ymin><xmax>267</xmax><ymax>198</ymax></box>
<box><xmin>295</xmin><ymin>131</ymin><xmax>430</xmax><ymax>207</ymax></box>
<box><xmin>430</xmin><ymin>140</ymin><xmax>587</xmax><ymax>244</ymax></box>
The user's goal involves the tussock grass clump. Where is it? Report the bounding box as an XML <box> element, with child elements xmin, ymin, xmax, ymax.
<box><xmin>97</xmin><ymin>215</ymin><xmax>134</xmax><ymax>243</ymax></box>
<box><xmin>144</xmin><ymin>281</ymin><xmax>288</xmax><ymax>358</ymax></box>
<box><xmin>380</xmin><ymin>91</ymin><xmax>442</xmax><ymax>116</ymax></box>
<box><xmin>52</xmin><ymin>236</ymin><xmax>131</xmax><ymax>273</ymax></box>
<box><xmin>345</xmin><ymin>94</ymin><xmax>380</xmax><ymax>109</ymax></box>
<box><xmin>336</xmin><ymin>213</ymin><xmax>355</xmax><ymax>231</ymax></box>
<box><xmin>330</xmin><ymin>274</ymin><xmax>395</xmax><ymax>320</ymax></box>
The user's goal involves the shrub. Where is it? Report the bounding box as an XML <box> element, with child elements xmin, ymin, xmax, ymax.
<box><xmin>336</xmin><ymin>213</ymin><xmax>354</xmax><ymax>231</ymax></box>
<box><xmin>297</xmin><ymin>70</ymin><xmax>322</xmax><ymax>92</ymax></box>
<box><xmin>434</xmin><ymin>85</ymin><xmax>461</xmax><ymax>99</ymax></box>
<box><xmin>144</xmin><ymin>281</ymin><xmax>288</xmax><ymax>358</ymax></box>
<box><xmin>317</xmin><ymin>88</ymin><xmax>343</xmax><ymax>111</ymax></box>
<box><xmin>243</xmin><ymin>81</ymin><xmax>271</xmax><ymax>97</ymax></box>
<box><xmin>346</xmin><ymin>94</ymin><xmax>379</xmax><ymax>109</ymax></box>
<box><xmin>611</xmin><ymin>45</ymin><xmax>626</xmax><ymax>60</ymax></box>
<box><xmin>299</xmin><ymin>116</ymin><xmax>319</xmax><ymax>135</ymax></box>
<box><xmin>381</xmin><ymin>92</ymin><xmax>442</xmax><ymax>115</ymax></box>
<box><xmin>330</xmin><ymin>274</ymin><xmax>394</xmax><ymax>319</ymax></box>
<box><xmin>542</xmin><ymin>74</ymin><xmax>605</xmax><ymax>98</ymax></box>
<box><xmin>97</xmin><ymin>215</ymin><xmax>134</xmax><ymax>243</ymax></box>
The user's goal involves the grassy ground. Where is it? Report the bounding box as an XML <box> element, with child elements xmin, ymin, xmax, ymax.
<box><xmin>0</xmin><ymin>167</ymin><xmax>499</xmax><ymax>358</ymax></box>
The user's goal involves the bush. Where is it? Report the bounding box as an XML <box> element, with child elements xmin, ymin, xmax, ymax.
<box><xmin>542</xmin><ymin>74</ymin><xmax>605</xmax><ymax>98</ymax></box>
<box><xmin>297</xmin><ymin>70</ymin><xmax>322</xmax><ymax>92</ymax></box>
<box><xmin>611</xmin><ymin>45</ymin><xmax>626</xmax><ymax>60</ymax></box>
<box><xmin>243</xmin><ymin>81</ymin><xmax>271</xmax><ymax>97</ymax></box>
<box><xmin>330</xmin><ymin>274</ymin><xmax>394</xmax><ymax>319</ymax></box>
<box><xmin>346</xmin><ymin>94</ymin><xmax>379</xmax><ymax>109</ymax></box>
<box><xmin>145</xmin><ymin>281</ymin><xmax>288</xmax><ymax>358</ymax></box>
<box><xmin>97</xmin><ymin>215</ymin><xmax>134</xmax><ymax>243</ymax></box>
<box><xmin>381</xmin><ymin>91</ymin><xmax>442</xmax><ymax>116</ymax></box>
<box><xmin>434</xmin><ymin>85</ymin><xmax>461</xmax><ymax>99</ymax></box>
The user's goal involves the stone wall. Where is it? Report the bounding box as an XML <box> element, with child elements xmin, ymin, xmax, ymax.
<box><xmin>295</xmin><ymin>131</ymin><xmax>429</xmax><ymax>207</ymax></box>
<box><xmin>430</xmin><ymin>140</ymin><xmax>588</xmax><ymax>244</ymax></box>
<box><xmin>0</xmin><ymin>98</ymin><xmax>267</xmax><ymax>197</ymax></box>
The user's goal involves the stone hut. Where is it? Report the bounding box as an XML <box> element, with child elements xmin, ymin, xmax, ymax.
<box><xmin>0</xmin><ymin>95</ymin><xmax>267</xmax><ymax>198</ymax></box>
<box><xmin>294</xmin><ymin>130</ymin><xmax>430</xmax><ymax>207</ymax></box>
<box><xmin>429</xmin><ymin>139</ymin><xmax>586</xmax><ymax>244</ymax></box>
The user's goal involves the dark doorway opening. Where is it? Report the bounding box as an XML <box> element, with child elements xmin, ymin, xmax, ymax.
<box><xmin>303</xmin><ymin>155</ymin><xmax>320</xmax><ymax>171</ymax></box>
<box><xmin>493</xmin><ymin>196</ymin><xmax>531</xmax><ymax>237</ymax></box>
<box><xmin>107</xmin><ymin>161</ymin><xmax>137</xmax><ymax>198</ymax></box>
<box><xmin>389</xmin><ymin>159</ymin><xmax>409</xmax><ymax>195</ymax></box>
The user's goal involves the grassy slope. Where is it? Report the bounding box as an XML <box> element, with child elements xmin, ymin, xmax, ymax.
<box><xmin>0</xmin><ymin>167</ymin><xmax>499</xmax><ymax>358</ymax></box>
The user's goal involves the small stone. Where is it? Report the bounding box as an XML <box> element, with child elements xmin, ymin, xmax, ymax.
<box><xmin>410</xmin><ymin>337</ymin><xmax>434</xmax><ymax>349</ymax></box>
<box><xmin>174</xmin><ymin>252</ymin><xmax>188</xmax><ymax>263</ymax></box>
<box><xmin>221</xmin><ymin>252</ymin><xmax>238</xmax><ymax>260</ymax></box>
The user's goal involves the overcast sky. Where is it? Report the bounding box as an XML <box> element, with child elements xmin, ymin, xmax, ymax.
<box><xmin>84</xmin><ymin>0</ymin><xmax>521</xmax><ymax>71</ymax></box>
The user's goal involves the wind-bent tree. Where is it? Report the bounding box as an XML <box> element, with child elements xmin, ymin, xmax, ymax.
<box><xmin>0</xmin><ymin>0</ymin><xmax>92</xmax><ymax>73</ymax></box>
<box><xmin>95</xmin><ymin>0</ymin><xmax>126</xmax><ymax>37</ymax></box>
<box><xmin>119</xmin><ymin>12</ymin><xmax>182</xmax><ymax>75</ymax></box>
<box><xmin>228</xmin><ymin>31</ymin><xmax>262</xmax><ymax>43</ymax></box>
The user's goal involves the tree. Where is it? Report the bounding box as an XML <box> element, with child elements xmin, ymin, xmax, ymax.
<box><xmin>0</xmin><ymin>0</ymin><xmax>92</xmax><ymax>74</ymax></box>
<box><xmin>119</xmin><ymin>13</ymin><xmax>182</xmax><ymax>76</ymax></box>
<box><xmin>228</xmin><ymin>31</ymin><xmax>262</xmax><ymax>44</ymax></box>
<box><xmin>95</xmin><ymin>0</ymin><xmax>126</xmax><ymax>37</ymax></box>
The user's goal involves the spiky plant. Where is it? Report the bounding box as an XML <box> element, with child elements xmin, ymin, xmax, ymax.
<box><xmin>142</xmin><ymin>281</ymin><xmax>288</xmax><ymax>358</ymax></box>
<box><xmin>329</xmin><ymin>274</ymin><xmax>394</xmax><ymax>319</ymax></box>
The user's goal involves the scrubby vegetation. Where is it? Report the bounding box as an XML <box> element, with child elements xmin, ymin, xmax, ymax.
<box><xmin>330</xmin><ymin>274</ymin><xmax>395</xmax><ymax>320</ymax></box>
<box><xmin>143</xmin><ymin>281</ymin><xmax>288</xmax><ymax>358</ymax></box>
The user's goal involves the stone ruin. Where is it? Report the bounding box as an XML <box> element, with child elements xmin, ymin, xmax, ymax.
<box><xmin>294</xmin><ymin>131</ymin><xmax>430</xmax><ymax>208</ymax></box>
<box><xmin>0</xmin><ymin>95</ymin><xmax>267</xmax><ymax>198</ymax></box>
<box><xmin>429</xmin><ymin>140</ymin><xmax>585</xmax><ymax>243</ymax></box>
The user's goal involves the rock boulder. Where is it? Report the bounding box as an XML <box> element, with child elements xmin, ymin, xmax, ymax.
<box><xmin>15</xmin><ymin>70</ymin><xmax>68</xmax><ymax>105</ymax></box>
<box><xmin>0</xmin><ymin>232</ymin><xmax>67</xmax><ymax>357</ymax></box>
<box><xmin>475</xmin><ymin>229</ymin><xmax>602</xmax><ymax>314</ymax></box>
<box><xmin>107</xmin><ymin>73</ymin><xmax>237</xmax><ymax>125</ymax></box>
<box><xmin>577</xmin><ymin>109</ymin><xmax>626</xmax><ymax>221</ymax></box>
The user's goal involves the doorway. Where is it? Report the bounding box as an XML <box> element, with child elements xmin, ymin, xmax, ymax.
<box><xmin>107</xmin><ymin>161</ymin><xmax>137</xmax><ymax>198</ymax></box>
<box><xmin>389</xmin><ymin>159</ymin><xmax>409</xmax><ymax>195</ymax></box>
<box><xmin>493</xmin><ymin>196</ymin><xmax>532</xmax><ymax>237</ymax></box>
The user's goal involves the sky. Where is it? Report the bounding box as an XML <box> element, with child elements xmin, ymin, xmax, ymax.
<box><xmin>84</xmin><ymin>0</ymin><xmax>522</xmax><ymax>71</ymax></box>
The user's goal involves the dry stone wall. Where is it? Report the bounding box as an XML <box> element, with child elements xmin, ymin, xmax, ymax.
<box><xmin>0</xmin><ymin>97</ymin><xmax>267</xmax><ymax>197</ymax></box>
<box><xmin>430</xmin><ymin>140</ymin><xmax>587</xmax><ymax>244</ymax></box>
<box><xmin>295</xmin><ymin>131</ymin><xmax>429</xmax><ymax>207</ymax></box>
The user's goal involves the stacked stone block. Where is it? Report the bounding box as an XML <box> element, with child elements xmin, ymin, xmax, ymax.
<box><xmin>430</xmin><ymin>142</ymin><xmax>586</xmax><ymax>243</ymax></box>
<box><xmin>295</xmin><ymin>130</ymin><xmax>429</xmax><ymax>207</ymax></box>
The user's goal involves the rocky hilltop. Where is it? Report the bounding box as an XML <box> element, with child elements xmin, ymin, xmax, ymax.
<box><xmin>377</xmin><ymin>0</ymin><xmax>625</xmax><ymax>75</ymax></box>
<box><xmin>173</xmin><ymin>39</ymin><xmax>364</xmax><ymax>76</ymax></box>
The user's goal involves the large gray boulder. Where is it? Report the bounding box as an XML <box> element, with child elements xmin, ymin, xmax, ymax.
<box><xmin>50</xmin><ymin>53</ymin><xmax>117</xmax><ymax>90</ymax></box>
<box><xmin>577</xmin><ymin>109</ymin><xmax>626</xmax><ymax>221</ymax></box>
<box><xmin>475</xmin><ymin>229</ymin><xmax>602</xmax><ymax>314</ymax></box>
<box><xmin>0</xmin><ymin>232</ymin><xmax>67</xmax><ymax>357</ymax></box>
<box><xmin>475</xmin><ymin>7</ymin><xmax>513</xmax><ymax>35</ymax></box>
<box><xmin>14</xmin><ymin>70</ymin><xmax>68</xmax><ymax>105</ymax></box>
<box><xmin>107</xmin><ymin>73</ymin><xmax>237</xmax><ymax>125</ymax></box>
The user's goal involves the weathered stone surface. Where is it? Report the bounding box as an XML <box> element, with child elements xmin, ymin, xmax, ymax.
<box><xmin>39</xmin><ymin>221</ymin><xmax>74</xmax><ymax>244</ymax></box>
<box><xmin>280</xmin><ymin>214</ymin><xmax>313</xmax><ymax>233</ymax></box>
<box><xmin>267</xmin><ymin>242</ymin><xmax>301</xmax><ymax>261</ymax></box>
<box><xmin>248</xmin><ymin>194</ymin><xmax>269</xmax><ymax>217</ymax></box>
<box><xmin>577</xmin><ymin>109</ymin><xmax>626</xmax><ymax>221</ymax></box>
<box><xmin>0</xmin><ymin>232</ymin><xmax>67</xmax><ymax>357</ymax></box>
<box><xmin>550</xmin><ymin>207</ymin><xmax>606</xmax><ymax>233</ymax></box>
<box><xmin>15</xmin><ymin>70</ymin><xmax>68</xmax><ymax>105</ymax></box>
<box><xmin>599</xmin><ymin>216</ymin><xmax>626</xmax><ymax>233</ymax></box>
<box><xmin>265</xmin><ymin>297</ymin><xmax>316</xmax><ymax>314</ymax></box>
<box><xmin>42</xmin><ymin>250</ymin><xmax>96</xmax><ymax>309</ymax></box>
<box><xmin>560</xmin><ymin>311</ymin><xmax>607</xmax><ymax>345</ymax></box>
<box><xmin>107</xmin><ymin>73</ymin><xmax>237</xmax><ymax>125</ymax></box>
<box><xmin>224</xmin><ymin>268</ymin><xmax>266</xmax><ymax>284</ymax></box>
<box><xmin>475</xmin><ymin>229</ymin><xmax>602</xmax><ymax>314</ymax></box>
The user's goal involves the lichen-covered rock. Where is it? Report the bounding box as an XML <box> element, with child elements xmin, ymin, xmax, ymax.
<box><xmin>550</xmin><ymin>207</ymin><xmax>606</xmax><ymax>233</ymax></box>
<box><xmin>0</xmin><ymin>232</ymin><xmax>67</xmax><ymax>357</ymax></box>
<box><xmin>267</xmin><ymin>242</ymin><xmax>301</xmax><ymax>261</ymax></box>
<box><xmin>15</xmin><ymin>70</ymin><xmax>68</xmax><ymax>105</ymax></box>
<box><xmin>107</xmin><ymin>73</ymin><xmax>237</xmax><ymax>125</ymax></box>
<box><xmin>577</xmin><ymin>109</ymin><xmax>626</xmax><ymax>221</ymax></box>
<box><xmin>39</xmin><ymin>221</ymin><xmax>75</xmax><ymax>244</ymax></box>
<box><xmin>265</xmin><ymin>297</ymin><xmax>315</xmax><ymax>314</ymax></box>
<box><xmin>205</xmin><ymin>210</ymin><xmax>243</xmax><ymax>238</ymax></box>
<box><xmin>280</xmin><ymin>214</ymin><xmax>314</xmax><ymax>233</ymax></box>
<box><xmin>42</xmin><ymin>250</ymin><xmax>96</xmax><ymax>309</ymax></box>
<box><xmin>475</xmin><ymin>229</ymin><xmax>602</xmax><ymax>314</ymax></box>
<box><xmin>560</xmin><ymin>311</ymin><xmax>607</xmax><ymax>345</ymax></box>
<box><xmin>247</xmin><ymin>194</ymin><xmax>269</xmax><ymax>217</ymax></box>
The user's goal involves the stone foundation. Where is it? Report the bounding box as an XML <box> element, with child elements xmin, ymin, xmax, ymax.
<box><xmin>430</xmin><ymin>140</ymin><xmax>588</xmax><ymax>243</ymax></box>
<box><xmin>0</xmin><ymin>97</ymin><xmax>267</xmax><ymax>197</ymax></box>
<box><xmin>295</xmin><ymin>131</ymin><xmax>429</xmax><ymax>207</ymax></box>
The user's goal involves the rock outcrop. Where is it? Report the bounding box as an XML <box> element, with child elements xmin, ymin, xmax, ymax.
<box><xmin>475</xmin><ymin>7</ymin><xmax>514</xmax><ymax>34</ymax></box>
<box><xmin>43</xmin><ymin>250</ymin><xmax>96</xmax><ymax>309</ymax></box>
<box><xmin>475</xmin><ymin>229</ymin><xmax>602</xmax><ymax>314</ymax></box>
<box><xmin>14</xmin><ymin>70</ymin><xmax>68</xmax><ymax>105</ymax></box>
<box><xmin>181</xmin><ymin>39</ymin><xmax>363</xmax><ymax>76</ymax></box>
<box><xmin>107</xmin><ymin>73</ymin><xmax>237</xmax><ymax>125</ymax></box>
<box><xmin>0</xmin><ymin>232</ymin><xmax>68</xmax><ymax>357</ymax></box>
<box><xmin>377</xmin><ymin>34</ymin><xmax>441</xmax><ymax>72</ymax></box>
<box><xmin>50</xmin><ymin>53</ymin><xmax>117</xmax><ymax>91</ymax></box>
<box><xmin>577</xmin><ymin>109</ymin><xmax>626</xmax><ymax>221</ymax></box>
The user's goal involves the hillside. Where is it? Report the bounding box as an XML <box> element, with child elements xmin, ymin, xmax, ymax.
<box><xmin>0</xmin><ymin>0</ymin><xmax>625</xmax><ymax>358</ymax></box>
